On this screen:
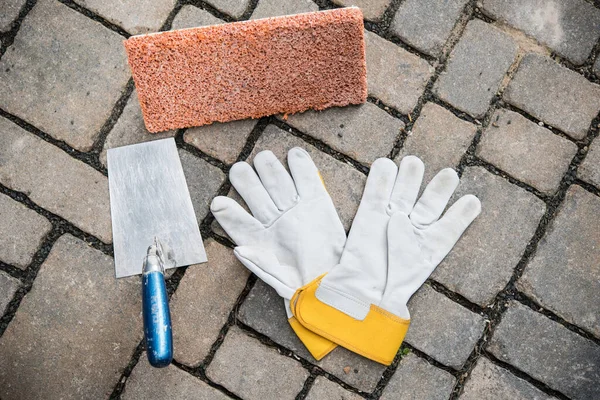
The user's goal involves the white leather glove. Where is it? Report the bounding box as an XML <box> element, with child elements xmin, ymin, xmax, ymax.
<box><xmin>210</xmin><ymin>147</ymin><xmax>346</xmax><ymax>360</ymax></box>
<box><xmin>289</xmin><ymin>156</ymin><xmax>481</xmax><ymax>365</ymax></box>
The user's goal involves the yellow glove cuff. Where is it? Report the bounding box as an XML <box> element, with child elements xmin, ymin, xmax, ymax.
<box><xmin>288</xmin><ymin>316</ymin><xmax>337</xmax><ymax>360</ymax></box>
<box><xmin>291</xmin><ymin>275</ymin><xmax>410</xmax><ymax>365</ymax></box>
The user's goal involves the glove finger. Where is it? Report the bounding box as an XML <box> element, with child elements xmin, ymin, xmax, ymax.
<box><xmin>211</xmin><ymin>196</ymin><xmax>264</xmax><ymax>244</ymax></box>
<box><xmin>287</xmin><ymin>147</ymin><xmax>328</xmax><ymax>200</ymax></box>
<box><xmin>234</xmin><ymin>246</ymin><xmax>301</xmax><ymax>300</ymax></box>
<box><xmin>253</xmin><ymin>150</ymin><xmax>298</xmax><ymax>211</ymax></box>
<box><xmin>389</xmin><ymin>156</ymin><xmax>424</xmax><ymax>214</ymax></box>
<box><xmin>360</xmin><ymin>157</ymin><xmax>397</xmax><ymax>211</ymax></box>
<box><xmin>410</xmin><ymin>168</ymin><xmax>459</xmax><ymax>227</ymax></box>
<box><xmin>229</xmin><ymin>161</ymin><xmax>280</xmax><ymax>225</ymax></box>
<box><xmin>427</xmin><ymin>194</ymin><xmax>481</xmax><ymax>266</ymax></box>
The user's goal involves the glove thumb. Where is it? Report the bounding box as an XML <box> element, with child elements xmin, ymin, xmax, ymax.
<box><xmin>234</xmin><ymin>246</ymin><xmax>300</xmax><ymax>300</ymax></box>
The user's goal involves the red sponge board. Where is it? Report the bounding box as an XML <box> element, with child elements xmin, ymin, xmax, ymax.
<box><xmin>123</xmin><ymin>8</ymin><xmax>367</xmax><ymax>133</ymax></box>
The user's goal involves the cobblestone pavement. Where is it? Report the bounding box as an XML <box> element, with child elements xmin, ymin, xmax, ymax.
<box><xmin>0</xmin><ymin>0</ymin><xmax>599</xmax><ymax>399</ymax></box>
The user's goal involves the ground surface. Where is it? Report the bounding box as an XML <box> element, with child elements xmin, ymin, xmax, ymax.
<box><xmin>0</xmin><ymin>0</ymin><xmax>599</xmax><ymax>399</ymax></box>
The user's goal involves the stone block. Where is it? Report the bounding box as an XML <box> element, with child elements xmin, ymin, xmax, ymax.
<box><xmin>434</xmin><ymin>20</ymin><xmax>518</xmax><ymax>118</ymax></box>
<box><xmin>284</xmin><ymin>103</ymin><xmax>404</xmax><ymax>165</ymax></box>
<box><xmin>0</xmin><ymin>0</ymin><xmax>130</xmax><ymax>151</ymax></box>
<box><xmin>0</xmin><ymin>117</ymin><xmax>112</xmax><ymax>243</ymax></box>
<box><xmin>0</xmin><ymin>271</ymin><xmax>20</xmax><ymax>315</ymax></box>
<box><xmin>305</xmin><ymin>377</ymin><xmax>363</xmax><ymax>400</ymax></box>
<box><xmin>483</xmin><ymin>0</ymin><xmax>600</xmax><ymax>65</ymax></box>
<box><xmin>405</xmin><ymin>285</ymin><xmax>486</xmax><ymax>369</ymax></box>
<box><xmin>172</xmin><ymin>5</ymin><xmax>224</xmax><ymax>29</ymax></box>
<box><xmin>461</xmin><ymin>357</ymin><xmax>555</xmax><ymax>400</ymax></box>
<box><xmin>396</xmin><ymin>102</ymin><xmax>477</xmax><ymax>185</ymax></box>
<box><xmin>518</xmin><ymin>186</ymin><xmax>600</xmax><ymax>336</ymax></box>
<box><xmin>364</xmin><ymin>30</ymin><xmax>433</xmax><ymax>114</ymax></box>
<box><xmin>0</xmin><ymin>193</ymin><xmax>51</xmax><ymax>269</ymax></box>
<box><xmin>477</xmin><ymin>109</ymin><xmax>577</xmax><ymax>194</ymax></box>
<box><xmin>579</xmin><ymin>139</ymin><xmax>600</xmax><ymax>188</ymax></box>
<box><xmin>238</xmin><ymin>280</ymin><xmax>386</xmax><ymax>392</ymax></box>
<box><xmin>73</xmin><ymin>0</ymin><xmax>176</xmax><ymax>34</ymax></box>
<box><xmin>488</xmin><ymin>301</ymin><xmax>600</xmax><ymax>400</ymax></box>
<box><xmin>206</xmin><ymin>326</ymin><xmax>309</xmax><ymax>400</ymax></box>
<box><xmin>0</xmin><ymin>0</ymin><xmax>25</xmax><ymax>31</ymax></box>
<box><xmin>504</xmin><ymin>53</ymin><xmax>600</xmax><ymax>140</ymax></box>
<box><xmin>184</xmin><ymin>119</ymin><xmax>257</xmax><ymax>165</ymax></box>
<box><xmin>391</xmin><ymin>0</ymin><xmax>470</xmax><ymax>56</ymax></box>
<box><xmin>0</xmin><ymin>234</ymin><xmax>142</xmax><ymax>400</ymax></box>
<box><xmin>204</xmin><ymin>0</ymin><xmax>250</xmax><ymax>18</ymax></box>
<box><xmin>380</xmin><ymin>353</ymin><xmax>455</xmax><ymax>400</ymax></box>
<box><xmin>332</xmin><ymin>1</ymin><xmax>391</xmax><ymax>21</ymax></box>
<box><xmin>251</xmin><ymin>0</ymin><xmax>318</xmax><ymax>19</ymax></box>
<box><xmin>432</xmin><ymin>167</ymin><xmax>546</xmax><ymax>305</ymax></box>
<box><xmin>171</xmin><ymin>239</ymin><xmax>250</xmax><ymax>366</ymax></box>
<box><xmin>123</xmin><ymin>354</ymin><xmax>230</xmax><ymax>400</ymax></box>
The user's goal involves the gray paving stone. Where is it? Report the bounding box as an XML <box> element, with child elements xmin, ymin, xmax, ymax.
<box><xmin>305</xmin><ymin>377</ymin><xmax>363</xmax><ymax>400</ymax></box>
<box><xmin>332</xmin><ymin>0</ymin><xmax>391</xmax><ymax>21</ymax></box>
<box><xmin>123</xmin><ymin>354</ymin><xmax>230</xmax><ymax>400</ymax></box>
<box><xmin>380</xmin><ymin>353</ymin><xmax>456</xmax><ymax>400</ymax></box>
<box><xmin>488</xmin><ymin>301</ymin><xmax>600</xmax><ymax>400</ymax></box>
<box><xmin>477</xmin><ymin>109</ymin><xmax>577</xmax><ymax>194</ymax></box>
<box><xmin>432</xmin><ymin>167</ymin><xmax>546</xmax><ymax>305</ymax></box>
<box><xmin>578</xmin><ymin>138</ymin><xmax>600</xmax><ymax>188</ymax></box>
<box><xmin>178</xmin><ymin>149</ymin><xmax>226</xmax><ymax>224</ymax></box>
<box><xmin>0</xmin><ymin>234</ymin><xmax>142</xmax><ymax>400</ymax></box>
<box><xmin>204</xmin><ymin>0</ymin><xmax>250</xmax><ymax>18</ymax></box>
<box><xmin>504</xmin><ymin>53</ymin><xmax>600</xmax><ymax>140</ymax></box>
<box><xmin>0</xmin><ymin>117</ymin><xmax>112</xmax><ymax>243</ymax></box>
<box><xmin>207</xmin><ymin>326</ymin><xmax>309</xmax><ymax>400</ymax></box>
<box><xmin>100</xmin><ymin>90</ymin><xmax>176</xmax><ymax>167</ymax></box>
<box><xmin>238</xmin><ymin>280</ymin><xmax>386</xmax><ymax>392</ymax></box>
<box><xmin>171</xmin><ymin>239</ymin><xmax>250</xmax><ymax>366</ymax></box>
<box><xmin>251</xmin><ymin>0</ymin><xmax>318</xmax><ymax>19</ymax></box>
<box><xmin>0</xmin><ymin>0</ymin><xmax>130</xmax><ymax>152</ymax></box>
<box><xmin>434</xmin><ymin>20</ymin><xmax>518</xmax><ymax>118</ymax></box>
<box><xmin>461</xmin><ymin>357</ymin><xmax>555</xmax><ymax>400</ymax></box>
<box><xmin>391</xmin><ymin>0</ymin><xmax>470</xmax><ymax>56</ymax></box>
<box><xmin>518</xmin><ymin>186</ymin><xmax>600</xmax><ymax>336</ymax></box>
<box><xmin>213</xmin><ymin>124</ymin><xmax>365</xmax><ymax>234</ymax></box>
<box><xmin>482</xmin><ymin>0</ymin><xmax>600</xmax><ymax>65</ymax></box>
<box><xmin>73</xmin><ymin>0</ymin><xmax>176</xmax><ymax>34</ymax></box>
<box><xmin>405</xmin><ymin>284</ymin><xmax>486</xmax><ymax>369</ymax></box>
<box><xmin>364</xmin><ymin>30</ymin><xmax>433</xmax><ymax>115</ymax></box>
<box><xmin>284</xmin><ymin>102</ymin><xmax>404</xmax><ymax>165</ymax></box>
<box><xmin>171</xmin><ymin>5</ymin><xmax>224</xmax><ymax>30</ymax></box>
<box><xmin>395</xmin><ymin>102</ymin><xmax>477</xmax><ymax>185</ymax></box>
<box><xmin>0</xmin><ymin>0</ymin><xmax>25</xmax><ymax>31</ymax></box>
<box><xmin>184</xmin><ymin>119</ymin><xmax>257</xmax><ymax>165</ymax></box>
<box><xmin>0</xmin><ymin>271</ymin><xmax>20</xmax><ymax>315</ymax></box>
<box><xmin>0</xmin><ymin>193</ymin><xmax>51</xmax><ymax>269</ymax></box>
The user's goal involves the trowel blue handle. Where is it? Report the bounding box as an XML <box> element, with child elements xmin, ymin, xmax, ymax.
<box><xmin>142</xmin><ymin>270</ymin><xmax>173</xmax><ymax>368</ymax></box>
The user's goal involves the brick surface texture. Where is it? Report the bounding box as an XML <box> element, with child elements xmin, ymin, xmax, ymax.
<box><xmin>2</xmin><ymin>1</ymin><xmax>600</xmax><ymax>398</ymax></box>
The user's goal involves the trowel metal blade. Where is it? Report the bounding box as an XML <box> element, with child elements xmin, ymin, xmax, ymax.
<box><xmin>107</xmin><ymin>138</ymin><xmax>206</xmax><ymax>278</ymax></box>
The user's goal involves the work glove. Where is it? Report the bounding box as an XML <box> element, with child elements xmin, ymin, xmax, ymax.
<box><xmin>210</xmin><ymin>147</ymin><xmax>346</xmax><ymax>360</ymax></box>
<box><xmin>268</xmin><ymin>155</ymin><xmax>480</xmax><ymax>365</ymax></box>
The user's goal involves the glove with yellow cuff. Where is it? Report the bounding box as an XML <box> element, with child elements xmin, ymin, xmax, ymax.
<box><xmin>291</xmin><ymin>155</ymin><xmax>481</xmax><ymax>365</ymax></box>
<box><xmin>210</xmin><ymin>147</ymin><xmax>346</xmax><ymax>360</ymax></box>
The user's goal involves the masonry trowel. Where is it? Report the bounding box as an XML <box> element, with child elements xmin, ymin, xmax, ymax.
<box><xmin>107</xmin><ymin>138</ymin><xmax>207</xmax><ymax>367</ymax></box>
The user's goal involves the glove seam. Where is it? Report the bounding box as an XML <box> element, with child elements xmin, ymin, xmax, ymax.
<box><xmin>317</xmin><ymin>283</ymin><xmax>371</xmax><ymax>320</ymax></box>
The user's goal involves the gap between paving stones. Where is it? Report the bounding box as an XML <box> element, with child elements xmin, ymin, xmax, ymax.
<box><xmin>0</xmin><ymin>0</ymin><xmax>36</xmax><ymax>57</ymax></box>
<box><xmin>2</xmin><ymin>1</ymin><xmax>600</xmax><ymax>399</ymax></box>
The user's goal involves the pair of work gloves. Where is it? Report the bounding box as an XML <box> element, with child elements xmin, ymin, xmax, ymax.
<box><xmin>211</xmin><ymin>147</ymin><xmax>481</xmax><ymax>365</ymax></box>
